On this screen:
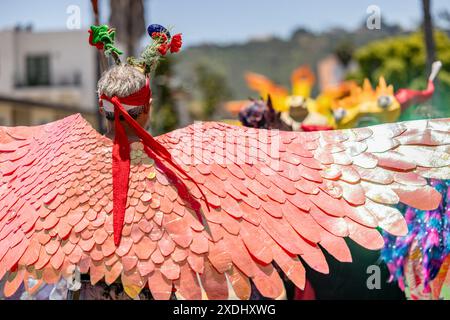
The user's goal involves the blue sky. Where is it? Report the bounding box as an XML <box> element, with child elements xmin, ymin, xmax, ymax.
<box><xmin>1</xmin><ymin>0</ymin><xmax>449</xmax><ymax>46</ymax></box>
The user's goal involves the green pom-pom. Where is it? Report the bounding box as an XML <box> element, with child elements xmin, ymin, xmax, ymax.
<box><xmin>89</xmin><ymin>24</ymin><xmax>123</xmax><ymax>64</ymax></box>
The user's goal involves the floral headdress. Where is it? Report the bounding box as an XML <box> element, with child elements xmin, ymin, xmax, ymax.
<box><xmin>89</xmin><ymin>23</ymin><xmax>183</xmax><ymax>74</ymax></box>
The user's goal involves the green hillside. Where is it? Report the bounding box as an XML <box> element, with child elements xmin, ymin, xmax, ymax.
<box><xmin>174</xmin><ymin>22</ymin><xmax>408</xmax><ymax>100</ymax></box>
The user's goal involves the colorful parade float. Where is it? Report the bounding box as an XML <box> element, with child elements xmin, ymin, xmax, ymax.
<box><xmin>235</xmin><ymin>62</ymin><xmax>449</xmax><ymax>299</ymax></box>
<box><xmin>230</xmin><ymin>61</ymin><xmax>442</xmax><ymax>131</ymax></box>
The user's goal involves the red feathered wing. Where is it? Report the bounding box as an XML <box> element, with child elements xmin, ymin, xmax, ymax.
<box><xmin>0</xmin><ymin>114</ymin><xmax>449</xmax><ymax>299</ymax></box>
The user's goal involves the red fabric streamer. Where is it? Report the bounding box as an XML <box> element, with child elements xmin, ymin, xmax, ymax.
<box><xmin>107</xmin><ymin>78</ymin><xmax>152</xmax><ymax>107</ymax></box>
<box><xmin>301</xmin><ymin>123</ymin><xmax>334</xmax><ymax>132</ymax></box>
<box><xmin>112</xmin><ymin>106</ymin><xmax>131</xmax><ymax>246</ymax></box>
<box><xmin>101</xmin><ymin>79</ymin><xmax>209</xmax><ymax>245</ymax></box>
<box><xmin>144</xmin><ymin>146</ymin><xmax>204</xmax><ymax>225</ymax></box>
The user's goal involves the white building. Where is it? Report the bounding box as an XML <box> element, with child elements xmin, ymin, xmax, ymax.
<box><xmin>0</xmin><ymin>27</ymin><xmax>98</xmax><ymax>127</ymax></box>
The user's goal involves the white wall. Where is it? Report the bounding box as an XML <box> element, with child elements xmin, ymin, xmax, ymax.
<box><xmin>0</xmin><ymin>29</ymin><xmax>97</xmax><ymax>112</ymax></box>
<box><xmin>0</xmin><ymin>30</ymin><xmax>15</xmax><ymax>94</ymax></box>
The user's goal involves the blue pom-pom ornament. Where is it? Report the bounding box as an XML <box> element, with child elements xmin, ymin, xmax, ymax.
<box><xmin>147</xmin><ymin>24</ymin><xmax>171</xmax><ymax>38</ymax></box>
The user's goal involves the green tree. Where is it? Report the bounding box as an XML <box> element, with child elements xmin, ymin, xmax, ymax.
<box><xmin>151</xmin><ymin>57</ymin><xmax>179</xmax><ymax>135</ymax></box>
<box><xmin>195</xmin><ymin>64</ymin><xmax>232</xmax><ymax>119</ymax></box>
<box><xmin>349</xmin><ymin>31</ymin><xmax>450</xmax><ymax>88</ymax></box>
<box><xmin>334</xmin><ymin>40</ymin><xmax>355</xmax><ymax>68</ymax></box>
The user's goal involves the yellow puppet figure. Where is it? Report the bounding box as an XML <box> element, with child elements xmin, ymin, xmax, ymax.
<box><xmin>329</xmin><ymin>77</ymin><xmax>400</xmax><ymax>129</ymax></box>
<box><xmin>325</xmin><ymin>61</ymin><xmax>442</xmax><ymax>129</ymax></box>
<box><xmin>301</xmin><ymin>81</ymin><xmax>357</xmax><ymax>131</ymax></box>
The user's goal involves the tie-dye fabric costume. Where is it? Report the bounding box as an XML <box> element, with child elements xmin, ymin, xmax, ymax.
<box><xmin>382</xmin><ymin>180</ymin><xmax>450</xmax><ymax>299</ymax></box>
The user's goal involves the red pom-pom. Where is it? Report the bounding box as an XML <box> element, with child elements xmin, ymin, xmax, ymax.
<box><xmin>88</xmin><ymin>29</ymin><xmax>104</xmax><ymax>50</ymax></box>
<box><xmin>152</xmin><ymin>32</ymin><xmax>168</xmax><ymax>43</ymax></box>
<box><xmin>170</xmin><ymin>33</ymin><xmax>183</xmax><ymax>53</ymax></box>
<box><xmin>158</xmin><ymin>43</ymin><xmax>169</xmax><ymax>55</ymax></box>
